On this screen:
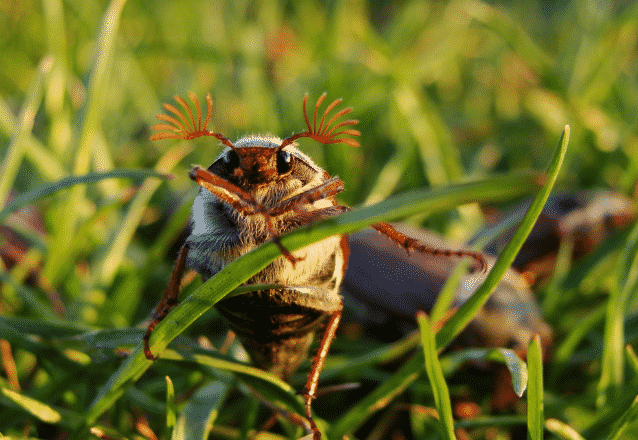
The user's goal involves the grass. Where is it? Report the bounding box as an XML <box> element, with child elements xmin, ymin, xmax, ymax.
<box><xmin>1</xmin><ymin>0</ymin><xmax>638</xmax><ymax>439</ymax></box>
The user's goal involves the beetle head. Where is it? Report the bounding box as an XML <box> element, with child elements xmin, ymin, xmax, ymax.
<box><xmin>151</xmin><ymin>92</ymin><xmax>360</xmax><ymax>188</ymax></box>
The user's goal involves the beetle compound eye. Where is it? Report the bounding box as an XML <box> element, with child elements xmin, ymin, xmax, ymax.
<box><xmin>277</xmin><ymin>149</ymin><xmax>293</xmax><ymax>174</ymax></box>
<box><xmin>223</xmin><ymin>150</ymin><xmax>240</xmax><ymax>173</ymax></box>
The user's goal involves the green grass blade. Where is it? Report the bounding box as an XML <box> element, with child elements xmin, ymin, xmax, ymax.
<box><xmin>598</xmin><ymin>221</ymin><xmax>638</xmax><ymax>407</ymax></box>
<box><xmin>527</xmin><ymin>335</ymin><xmax>544</xmax><ymax>440</ymax></box>
<box><xmin>94</xmin><ymin>145</ymin><xmax>189</xmax><ymax>287</ymax></box>
<box><xmin>71</xmin><ymin>0</ymin><xmax>126</xmax><ymax>176</ymax></box>
<box><xmin>430</xmin><ymin>260</ymin><xmax>469</xmax><ymax>322</ymax></box>
<box><xmin>605</xmin><ymin>396</ymin><xmax>638</xmax><ymax>440</ymax></box>
<box><xmin>319</xmin><ymin>330</ymin><xmax>421</xmax><ymax>383</ymax></box>
<box><xmin>0</xmin><ymin>98</ymin><xmax>65</xmax><ymax>180</ymax></box>
<box><xmin>0</xmin><ymin>272</ymin><xmax>63</xmax><ymax>321</ymax></box>
<box><xmin>171</xmin><ymin>381</ymin><xmax>230</xmax><ymax>440</ymax></box>
<box><xmin>626</xmin><ymin>345</ymin><xmax>638</xmax><ymax>376</ymax></box>
<box><xmin>0</xmin><ymin>169</ymin><xmax>171</xmax><ymax>223</ymax></box>
<box><xmin>598</xmin><ymin>293</ymin><xmax>626</xmax><ymax>408</ymax></box>
<box><xmin>545</xmin><ymin>418</ymin><xmax>586</xmax><ymax>440</ymax></box>
<box><xmin>1</xmin><ymin>387</ymin><xmax>83</xmax><ymax>430</ymax></box>
<box><xmin>436</xmin><ymin>126</ymin><xmax>570</xmax><ymax>349</ymax></box>
<box><xmin>582</xmin><ymin>388</ymin><xmax>638</xmax><ymax>439</ymax></box>
<box><xmin>330</xmin><ymin>351</ymin><xmax>424</xmax><ymax>438</ymax></box>
<box><xmin>553</xmin><ymin>306</ymin><xmax>605</xmax><ymax>366</ymax></box>
<box><xmin>0</xmin><ymin>57</ymin><xmax>51</xmax><ymax>207</ymax></box>
<box><xmin>417</xmin><ymin>312</ymin><xmax>456</xmax><ymax>440</ymax></box>
<box><xmin>165</xmin><ymin>376</ymin><xmax>177</xmax><ymax>432</ymax></box>
<box><xmin>464</xmin><ymin>2</ymin><xmax>553</xmax><ymax>73</ymax></box>
<box><xmin>393</xmin><ymin>85</ymin><xmax>461</xmax><ymax>185</ymax></box>
<box><xmin>0</xmin><ymin>315</ymin><xmax>91</xmax><ymax>338</ymax></box>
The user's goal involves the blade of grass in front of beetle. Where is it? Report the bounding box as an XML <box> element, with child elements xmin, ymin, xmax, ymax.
<box><xmin>82</xmin><ymin>171</ymin><xmax>542</xmax><ymax>431</ymax></box>
<box><xmin>417</xmin><ymin>312</ymin><xmax>456</xmax><ymax>440</ymax></box>
<box><xmin>435</xmin><ymin>126</ymin><xmax>569</xmax><ymax>350</ymax></box>
<box><xmin>432</xmin><ymin>207</ymin><xmax>535</xmax><ymax>322</ymax></box>
<box><xmin>330</xmin><ymin>126</ymin><xmax>569</xmax><ymax>438</ymax></box>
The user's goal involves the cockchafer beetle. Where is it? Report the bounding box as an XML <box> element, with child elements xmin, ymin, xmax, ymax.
<box><xmin>143</xmin><ymin>92</ymin><xmax>486</xmax><ymax>438</ymax></box>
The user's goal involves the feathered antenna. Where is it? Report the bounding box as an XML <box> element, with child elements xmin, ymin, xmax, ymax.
<box><xmin>150</xmin><ymin>93</ymin><xmax>235</xmax><ymax>149</ymax></box>
<box><xmin>278</xmin><ymin>93</ymin><xmax>360</xmax><ymax>150</ymax></box>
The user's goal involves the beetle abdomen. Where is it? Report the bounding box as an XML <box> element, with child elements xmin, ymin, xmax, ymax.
<box><xmin>216</xmin><ymin>289</ymin><xmax>329</xmax><ymax>380</ymax></box>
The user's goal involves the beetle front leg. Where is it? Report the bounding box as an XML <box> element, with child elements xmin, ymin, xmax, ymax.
<box><xmin>144</xmin><ymin>244</ymin><xmax>189</xmax><ymax>360</ymax></box>
<box><xmin>190</xmin><ymin>166</ymin><xmax>303</xmax><ymax>264</ymax></box>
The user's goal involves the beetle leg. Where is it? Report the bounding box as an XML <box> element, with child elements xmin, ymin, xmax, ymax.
<box><xmin>269</xmin><ymin>176</ymin><xmax>345</xmax><ymax>217</ymax></box>
<box><xmin>144</xmin><ymin>243</ymin><xmax>189</xmax><ymax>360</ymax></box>
<box><xmin>371</xmin><ymin>222</ymin><xmax>487</xmax><ymax>272</ymax></box>
<box><xmin>300</xmin><ymin>309</ymin><xmax>342</xmax><ymax>439</ymax></box>
<box><xmin>190</xmin><ymin>166</ymin><xmax>301</xmax><ymax>264</ymax></box>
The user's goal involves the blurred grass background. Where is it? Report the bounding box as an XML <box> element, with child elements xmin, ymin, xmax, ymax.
<box><xmin>1</xmin><ymin>0</ymin><xmax>638</xmax><ymax>439</ymax></box>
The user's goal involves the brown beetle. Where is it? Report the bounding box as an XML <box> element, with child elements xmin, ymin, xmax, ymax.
<box><xmin>143</xmin><ymin>93</ymin><xmax>486</xmax><ymax>438</ymax></box>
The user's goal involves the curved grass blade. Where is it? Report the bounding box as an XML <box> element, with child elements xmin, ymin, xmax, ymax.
<box><xmin>81</xmin><ymin>170</ymin><xmax>542</xmax><ymax>432</ymax></box>
<box><xmin>436</xmin><ymin>126</ymin><xmax>569</xmax><ymax>349</ymax></box>
<box><xmin>527</xmin><ymin>335</ymin><xmax>544</xmax><ymax>440</ymax></box>
<box><xmin>331</xmin><ymin>127</ymin><xmax>569</xmax><ymax>438</ymax></box>
<box><xmin>159</xmin><ymin>348</ymin><xmax>305</xmax><ymax>416</ymax></box>
<box><xmin>0</xmin><ymin>169</ymin><xmax>172</xmax><ymax>223</ymax></box>
<box><xmin>545</xmin><ymin>418</ymin><xmax>586</xmax><ymax>440</ymax></box>
<box><xmin>417</xmin><ymin>312</ymin><xmax>456</xmax><ymax>440</ymax></box>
